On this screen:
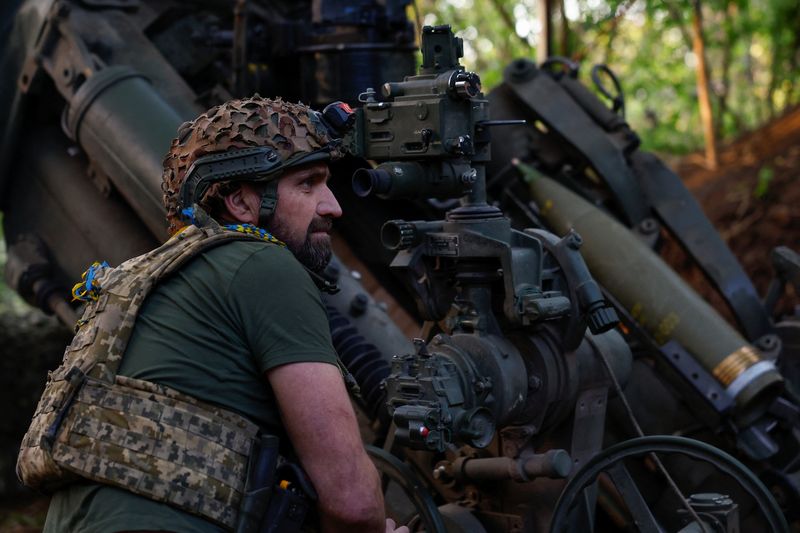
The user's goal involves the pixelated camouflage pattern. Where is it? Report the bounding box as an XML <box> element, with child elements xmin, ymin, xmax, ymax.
<box><xmin>162</xmin><ymin>96</ymin><xmax>344</xmax><ymax>233</ymax></box>
<box><xmin>17</xmin><ymin>221</ymin><xmax>274</xmax><ymax>530</ymax></box>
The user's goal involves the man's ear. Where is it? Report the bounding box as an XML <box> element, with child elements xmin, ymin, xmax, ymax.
<box><xmin>222</xmin><ymin>183</ymin><xmax>260</xmax><ymax>225</ymax></box>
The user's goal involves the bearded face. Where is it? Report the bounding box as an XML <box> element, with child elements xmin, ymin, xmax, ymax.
<box><xmin>267</xmin><ymin>212</ymin><xmax>334</xmax><ymax>273</ymax></box>
<box><xmin>262</xmin><ymin>162</ymin><xmax>341</xmax><ymax>273</ymax></box>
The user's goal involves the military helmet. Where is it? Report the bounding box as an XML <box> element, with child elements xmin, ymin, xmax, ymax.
<box><xmin>161</xmin><ymin>96</ymin><xmax>346</xmax><ymax>233</ymax></box>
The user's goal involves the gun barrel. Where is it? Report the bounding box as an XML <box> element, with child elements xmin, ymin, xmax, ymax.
<box><xmin>64</xmin><ymin>66</ymin><xmax>188</xmax><ymax>240</ymax></box>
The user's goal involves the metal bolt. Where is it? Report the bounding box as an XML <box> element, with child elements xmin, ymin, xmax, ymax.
<box><xmin>639</xmin><ymin>217</ymin><xmax>659</xmax><ymax>235</ymax></box>
<box><xmin>565</xmin><ymin>231</ymin><xmax>582</xmax><ymax>249</ymax></box>
<box><xmin>461</xmin><ymin>168</ymin><xmax>477</xmax><ymax>184</ymax></box>
<box><xmin>349</xmin><ymin>293</ymin><xmax>369</xmax><ymax>317</ymax></box>
<box><xmin>509</xmin><ymin>59</ymin><xmax>536</xmax><ymax>82</ymax></box>
<box><xmin>323</xmin><ymin>262</ymin><xmax>341</xmax><ymax>281</ymax></box>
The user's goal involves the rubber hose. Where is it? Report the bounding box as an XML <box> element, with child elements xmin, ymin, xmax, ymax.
<box><xmin>326</xmin><ymin>304</ymin><xmax>391</xmax><ymax>424</ymax></box>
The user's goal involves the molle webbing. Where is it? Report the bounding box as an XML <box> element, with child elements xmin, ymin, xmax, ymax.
<box><xmin>17</xmin><ymin>224</ymin><xmax>270</xmax><ymax>530</ymax></box>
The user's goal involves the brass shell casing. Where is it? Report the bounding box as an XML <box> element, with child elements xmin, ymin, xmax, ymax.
<box><xmin>713</xmin><ymin>346</ymin><xmax>761</xmax><ymax>387</ymax></box>
<box><xmin>528</xmin><ymin>175</ymin><xmax>783</xmax><ymax>417</ymax></box>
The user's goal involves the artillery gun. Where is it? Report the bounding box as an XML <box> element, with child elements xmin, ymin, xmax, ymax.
<box><xmin>1</xmin><ymin>1</ymin><xmax>799</xmax><ymax>531</ymax></box>
<box><xmin>339</xmin><ymin>25</ymin><xmax>796</xmax><ymax>531</ymax></box>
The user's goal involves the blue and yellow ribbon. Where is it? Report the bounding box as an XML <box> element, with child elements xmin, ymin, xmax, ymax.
<box><xmin>181</xmin><ymin>207</ymin><xmax>198</xmax><ymax>225</ymax></box>
<box><xmin>71</xmin><ymin>261</ymin><xmax>109</xmax><ymax>302</ymax></box>
<box><xmin>224</xmin><ymin>223</ymin><xmax>285</xmax><ymax>245</ymax></box>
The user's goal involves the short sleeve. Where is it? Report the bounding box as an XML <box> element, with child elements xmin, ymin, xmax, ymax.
<box><xmin>227</xmin><ymin>245</ymin><xmax>338</xmax><ymax>373</ymax></box>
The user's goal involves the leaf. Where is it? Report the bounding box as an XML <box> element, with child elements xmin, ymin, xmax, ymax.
<box><xmin>754</xmin><ymin>165</ymin><xmax>774</xmax><ymax>199</ymax></box>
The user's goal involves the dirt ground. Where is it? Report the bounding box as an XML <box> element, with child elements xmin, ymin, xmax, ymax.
<box><xmin>667</xmin><ymin>105</ymin><xmax>800</xmax><ymax>318</ymax></box>
<box><xmin>0</xmin><ymin>497</ymin><xmax>49</xmax><ymax>533</ymax></box>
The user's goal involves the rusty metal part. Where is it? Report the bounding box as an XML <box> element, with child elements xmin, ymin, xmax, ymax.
<box><xmin>447</xmin><ymin>450</ymin><xmax>572</xmax><ymax>483</ymax></box>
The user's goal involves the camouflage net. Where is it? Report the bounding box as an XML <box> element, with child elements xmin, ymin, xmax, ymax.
<box><xmin>161</xmin><ymin>96</ymin><xmax>344</xmax><ymax>234</ymax></box>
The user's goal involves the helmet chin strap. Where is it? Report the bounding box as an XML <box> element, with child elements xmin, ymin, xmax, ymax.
<box><xmin>257</xmin><ymin>179</ymin><xmax>279</xmax><ymax>227</ymax></box>
<box><xmin>251</xmin><ymin>177</ymin><xmax>340</xmax><ymax>295</ymax></box>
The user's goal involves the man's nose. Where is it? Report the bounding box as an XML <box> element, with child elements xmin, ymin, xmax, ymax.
<box><xmin>317</xmin><ymin>185</ymin><xmax>343</xmax><ymax>219</ymax></box>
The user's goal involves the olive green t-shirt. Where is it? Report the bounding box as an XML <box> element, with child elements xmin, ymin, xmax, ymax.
<box><xmin>44</xmin><ymin>240</ymin><xmax>338</xmax><ymax>533</ymax></box>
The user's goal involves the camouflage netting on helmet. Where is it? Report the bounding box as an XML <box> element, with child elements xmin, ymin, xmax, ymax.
<box><xmin>162</xmin><ymin>96</ymin><xmax>344</xmax><ymax>234</ymax></box>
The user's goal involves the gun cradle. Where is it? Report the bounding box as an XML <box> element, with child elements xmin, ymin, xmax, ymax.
<box><xmin>385</xmin><ymin>327</ymin><xmax>632</xmax><ymax>455</ymax></box>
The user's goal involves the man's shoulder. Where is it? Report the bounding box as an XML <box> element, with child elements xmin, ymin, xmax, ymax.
<box><xmin>220</xmin><ymin>239</ymin><xmax>313</xmax><ymax>283</ymax></box>
<box><xmin>175</xmin><ymin>239</ymin><xmax>319</xmax><ymax>308</ymax></box>
<box><xmin>190</xmin><ymin>238</ymin><xmax>302</xmax><ymax>279</ymax></box>
<box><xmin>206</xmin><ymin>238</ymin><xmax>295</xmax><ymax>264</ymax></box>
<box><xmin>115</xmin><ymin>229</ymin><xmax>290</xmax><ymax>278</ymax></box>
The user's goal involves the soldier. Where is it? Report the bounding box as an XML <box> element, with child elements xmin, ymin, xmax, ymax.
<box><xmin>20</xmin><ymin>96</ymin><xmax>407</xmax><ymax>533</ymax></box>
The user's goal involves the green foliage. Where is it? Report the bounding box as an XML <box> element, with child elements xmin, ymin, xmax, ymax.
<box><xmin>417</xmin><ymin>0</ymin><xmax>800</xmax><ymax>155</ymax></box>
<box><xmin>417</xmin><ymin>0</ymin><xmax>538</xmax><ymax>90</ymax></box>
<box><xmin>0</xmin><ymin>213</ymin><xmax>33</xmax><ymax>316</ymax></box>
<box><xmin>754</xmin><ymin>164</ymin><xmax>774</xmax><ymax>198</ymax></box>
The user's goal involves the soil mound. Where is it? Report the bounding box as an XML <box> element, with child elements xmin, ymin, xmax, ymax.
<box><xmin>668</xmin><ymin>106</ymin><xmax>800</xmax><ymax>318</ymax></box>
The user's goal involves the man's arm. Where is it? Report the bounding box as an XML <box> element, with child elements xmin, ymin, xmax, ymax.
<box><xmin>267</xmin><ymin>362</ymin><xmax>385</xmax><ymax>533</ymax></box>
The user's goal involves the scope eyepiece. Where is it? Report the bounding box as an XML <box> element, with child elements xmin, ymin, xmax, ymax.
<box><xmin>382</xmin><ymin>220</ymin><xmax>415</xmax><ymax>250</ymax></box>
<box><xmin>381</xmin><ymin>220</ymin><xmax>445</xmax><ymax>250</ymax></box>
<box><xmin>449</xmin><ymin>71</ymin><xmax>482</xmax><ymax>99</ymax></box>
<box><xmin>352</xmin><ymin>168</ymin><xmax>392</xmax><ymax>198</ymax></box>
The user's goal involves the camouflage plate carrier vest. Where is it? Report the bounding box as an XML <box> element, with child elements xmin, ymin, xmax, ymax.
<box><xmin>17</xmin><ymin>222</ymin><xmax>276</xmax><ymax>530</ymax></box>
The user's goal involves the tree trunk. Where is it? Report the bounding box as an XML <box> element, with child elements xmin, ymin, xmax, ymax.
<box><xmin>790</xmin><ymin>6</ymin><xmax>800</xmax><ymax>104</ymax></box>
<box><xmin>557</xmin><ymin>0</ymin><xmax>571</xmax><ymax>58</ymax></box>
<box><xmin>715</xmin><ymin>1</ymin><xmax>734</xmax><ymax>139</ymax></box>
<box><xmin>766</xmin><ymin>45</ymin><xmax>781</xmax><ymax>120</ymax></box>
<box><xmin>603</xmin><ymin>23</ymin><xmax>618</xmax><ymax>66</ymax></box>
<box><xmin>538</xmin><ymin>0</ymin><xmax>553</xmax><ymax>64</ymax></box>
<box><xmin>691</xmin><ymin>0</ymin><xmax>718</xmax><ymax>169</ymax></box>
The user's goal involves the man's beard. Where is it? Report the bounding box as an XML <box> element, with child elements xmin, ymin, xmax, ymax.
<box><xmin>266</xmin><ymin>214</ymin><xmax>333</xmax><ymax>273</ymax></box>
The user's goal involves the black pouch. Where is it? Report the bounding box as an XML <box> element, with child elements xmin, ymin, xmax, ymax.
<box><xmin>262</xmin><ymin>462</ymin><xmax>319</xmax><ymax>533</ymax></box>
<box><xmin>235</xmin><ymin>434</ymin><xmax>281</xmax><ymax>533</ymax></box>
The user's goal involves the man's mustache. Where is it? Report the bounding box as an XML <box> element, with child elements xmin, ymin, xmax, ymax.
<box><xmin>308</xmin><ymin>217</ymin><xmax>333</xmax><ymax>234</ymax></box>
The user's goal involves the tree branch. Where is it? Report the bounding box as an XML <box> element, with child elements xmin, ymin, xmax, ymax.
<box><xmin>487</xmin><ymin>0</ymin><xmax>533</xmax><ymax>51</ymax></box>
<box><xmin>663</xmin><ymin>0</ymin><xmax>694</xmax><ymax>51</ymax></box>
